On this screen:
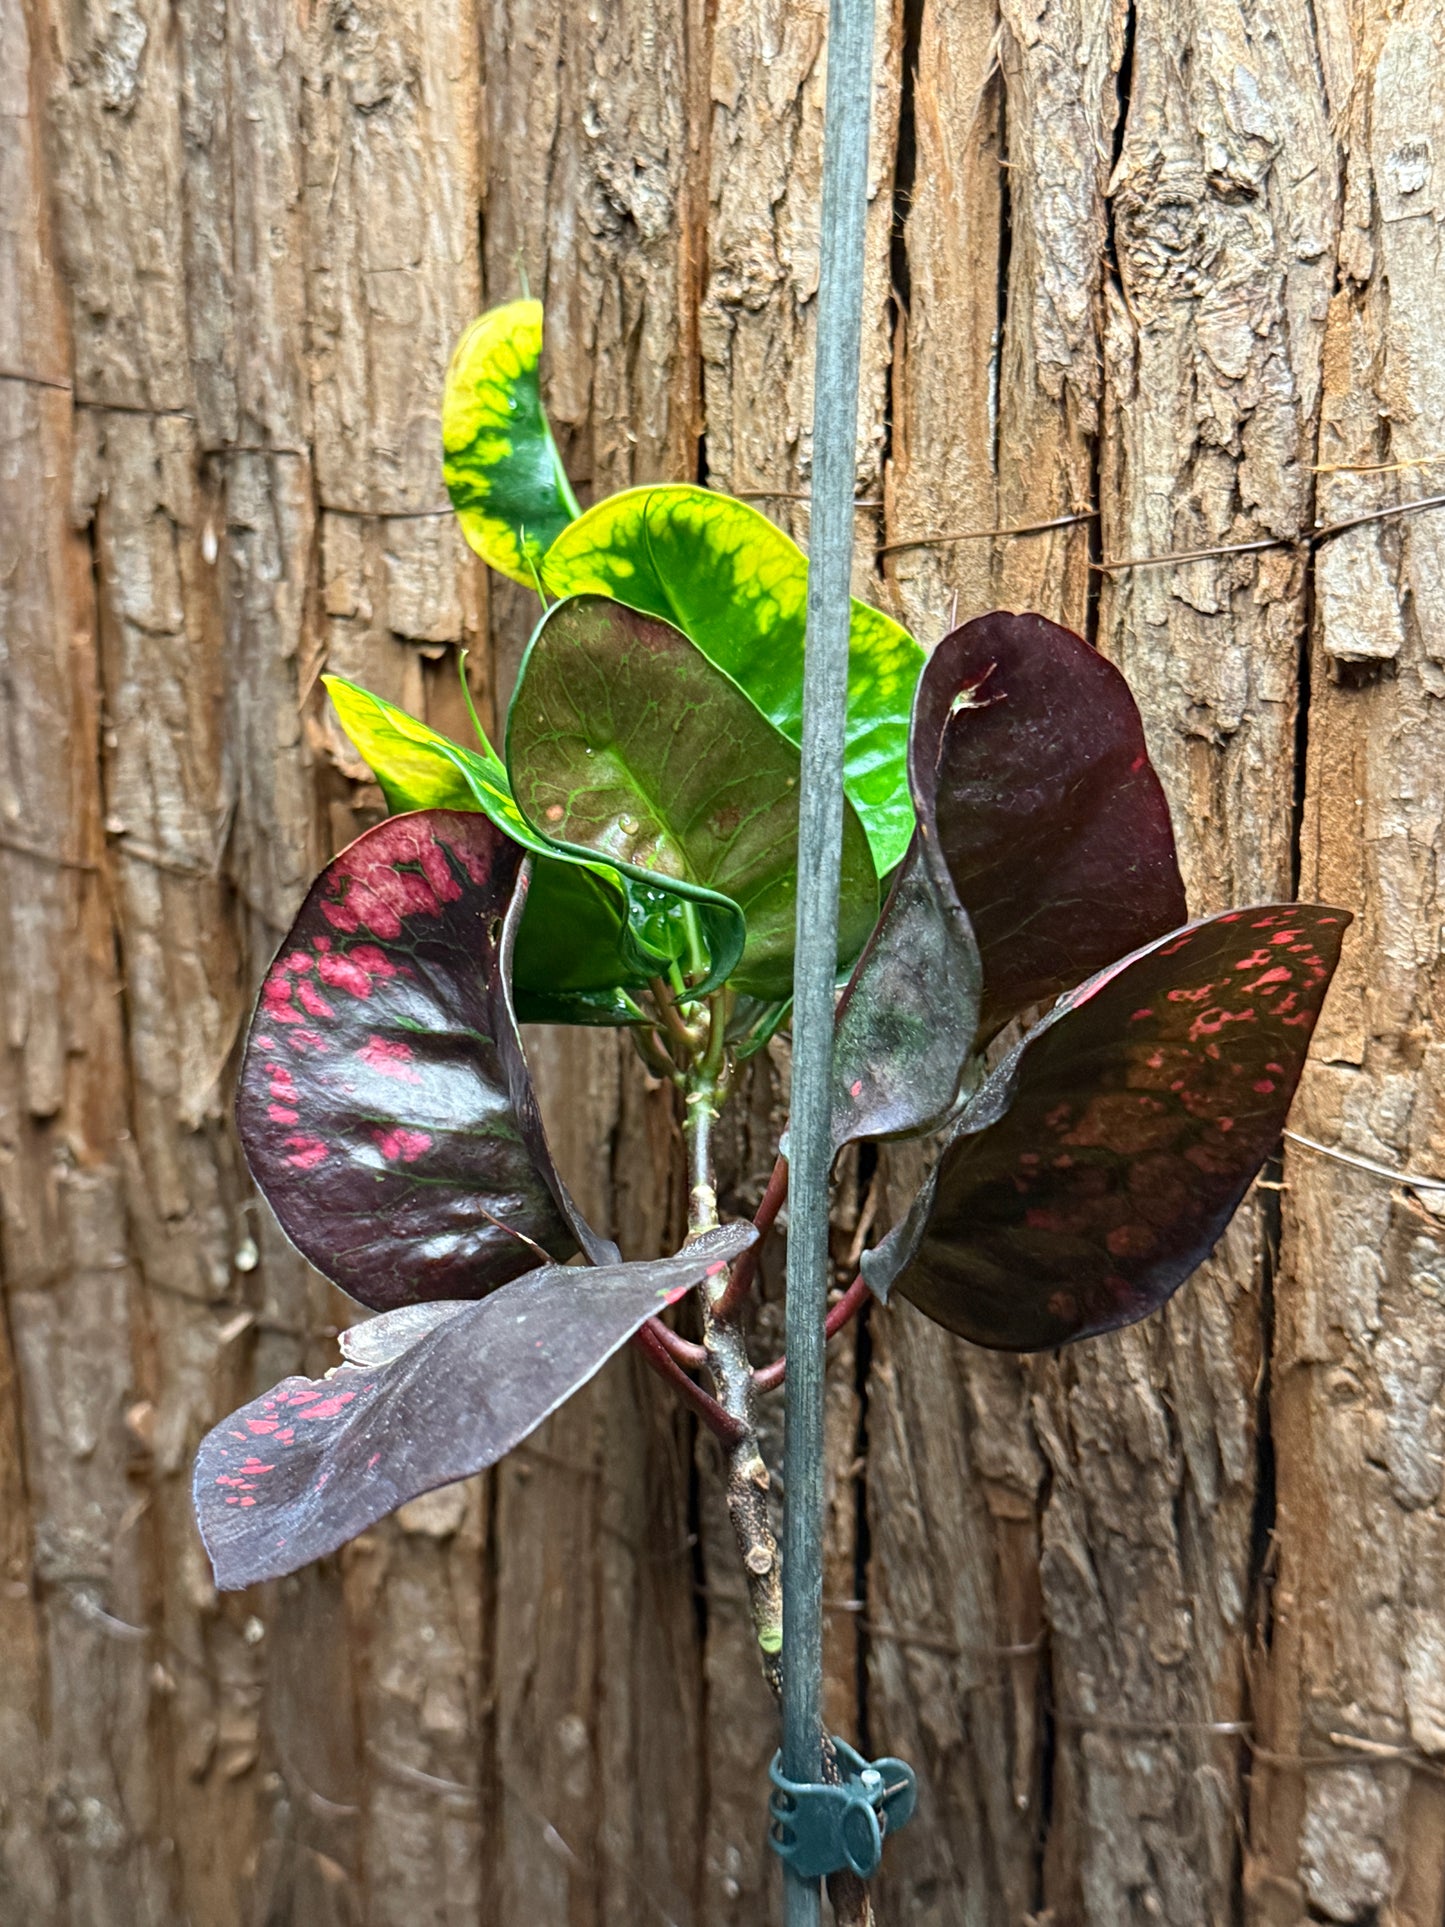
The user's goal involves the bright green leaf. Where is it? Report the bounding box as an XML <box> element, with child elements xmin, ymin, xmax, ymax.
<box><xmin>507</xmin><ymin>595</ymin><xmax>879</xmax><ymax>997</ymax></box>
<box><xmin>540</xmin><ymin>484</ymin><xmax>924</xmax><ymax>873</ymax></box>
<box><xmin>442</xmin><ymin>299</ymin><xmax>580</xmax><ymax>587</ymax></box>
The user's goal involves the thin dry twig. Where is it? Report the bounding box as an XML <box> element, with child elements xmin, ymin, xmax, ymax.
<box><xmin>1092</xmin><ymin>533</ymin><xmax>1286</xmax><ymax>575</ymax></box>
<box><xmin>717</xmin><ymin>486</ymin><xmax>884</xmax><ymax>508</ymax></box>
<box><xmin>1313</xmin><ymin>450</ymin><xmax>1445</xmax><ymax>475</ymax></box>
<box><xmin>0</xmin><ymin>367</ymin><xmax>73</xmax><ymax>391</ymax></box>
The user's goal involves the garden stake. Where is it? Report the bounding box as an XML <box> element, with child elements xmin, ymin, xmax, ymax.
<box><xmin>781</xmin><ymin>0</ymin><xmax>879</xmax><ymax>1919</ymax></box>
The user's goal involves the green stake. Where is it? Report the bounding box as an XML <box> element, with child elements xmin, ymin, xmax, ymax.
<box><xmin>781</xmin><ymin>0</ymin><xmax>875</xmax><ymax>1920</ymax></box>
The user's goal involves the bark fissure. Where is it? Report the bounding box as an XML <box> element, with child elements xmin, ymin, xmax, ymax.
<box><xmin>878</xmin><ymin>0</ymin><xmax>924</xmax><ymax>541</ymax></box>
<box><xmin>989</xmin><ymin>76</ymin><xmax>1011</xmax><ymax>494</ymax></box>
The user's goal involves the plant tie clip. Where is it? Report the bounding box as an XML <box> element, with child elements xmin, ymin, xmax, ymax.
<box><xmin>768</xmin><ymin>1739</ymin><xmax>917</xmax><ymax>1883</ymax></box>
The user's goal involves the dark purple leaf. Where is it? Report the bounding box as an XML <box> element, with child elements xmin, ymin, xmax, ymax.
<box><xmin>830</xmin><ymin>830</ymin><xmax>982</xmax><ymax>1151</ymax></box>
<box><xmin>863</xmin><ymin>905</ymin><xmax>1350</xmax><ymax>1350</ymax></box>
<box><xmin>194</xmin><ymin>1223</ymin><xmax>755</xmax><ymax>1589</ymax></box>
<box><xmin>915</xmin><ymin>612</ymin><xmax>1188</xmax><ymax>1034</ymax></box>
<box><xmin>236</xmin><ymin>810</ymin><xmax>615</xmax><ymax>1314</ymax></box>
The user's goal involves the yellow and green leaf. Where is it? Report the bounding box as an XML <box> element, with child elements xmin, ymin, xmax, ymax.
<box><xmin>325</xmin><ymin>674</ymin><xmax>541</xmax><ymax>848</ymax></box>
<box><xmin>540</xmin><ymin>484</ymin><xmax>924</xmax><ymax>874</ymax></box>
<box><xmin>442</xmin><ymin>299</ymin><xmax>580</xmax><ymax>587</ymax></box>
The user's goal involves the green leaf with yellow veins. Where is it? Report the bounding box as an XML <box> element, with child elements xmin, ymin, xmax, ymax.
<box><xmin>507</xmin><ymin>595</ymin><xmax>879</xmax><ymax>997</ymax></box>
<box><xmin>442</xmin><ymin>299</ymin><xmax>580</xmax><ymax>587</ymax></box>
<box><xmin>540</xmin><ymin>483</ymin><xmax>924</xmax><ymax>873</ymax></box>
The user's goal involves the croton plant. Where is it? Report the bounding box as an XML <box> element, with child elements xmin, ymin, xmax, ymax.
<box><xmin>196</xmin><ymin>304</ymin><xmax>1349</xmax><ymax>1732</ymax></box>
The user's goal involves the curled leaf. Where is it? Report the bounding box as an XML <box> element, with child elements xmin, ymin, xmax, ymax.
<box><xmin>322</xmin><ymin>674</ymin><xmax>706</xmax><ymax>1022</ymax></box>
<box><xmin>195</xmin><ymin>1224</ymin><xmax>756</xmax><ymax>1589</ymax></box>
<box><xmin>541</xmin><ymin>485</ymin><xmax>924</xmax><ymax>874</ymax></box>
<box><xmin>338</xmin><ymin>1302</ymin><xmax>469</xmax><ymax>1368</ymax></box>
<box><xmin>442</xmin><ymin>299</ymin><xmax>579</xmax><ymax>586</ymax></box>
<box><xmin>507</xmin><ymin>595</ymin><xmax>878</xmax><ymax>997</ymax></box>
<box><xmin>325</xmin><ymin>672</ymin><xmax>540</xmax><ymax>845</ymax></box>
<box><xmin>830</xmin><ymin>830</ymin><xmax>982</xmax><ymax>1150</ymax></box>
<box><xmin>863</xmin><ymin>906</ymin><xmax>1350</xmax><ymax>1349</ymax></box>
<box><xmin>237</xmin><ymin>810</ymin><xmax>615</xmax><ymax>1313</ymax></box>
<box><xmin>914</xmin><ymin>613</ymin><xmax>1187</xmax><ymax>1034</ymax></box>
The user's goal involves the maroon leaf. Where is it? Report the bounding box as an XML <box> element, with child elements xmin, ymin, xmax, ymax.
<box><xmin>236</xmin><ymin>810</ymin><xmax>614</xmax><ymax>1313</ymax></box>
<box><xmin>194</xmin><ymin>1224</ymin><xmax>755</xmax><ymax>1589</ymax></box>
<box><xmin>915</xmin><ymin>612</ymin><xmax>1188</xmax><ymax>1034</ymax></box>
<box><xmin>863</xmin><ymin>905</ymin><xmax>1350</xmax><ymax>1350</ymax></box>
<box><xmin>830</xmin><ymin>829</ymin><xmax>982</xmax><ymax>1150</ymax></box>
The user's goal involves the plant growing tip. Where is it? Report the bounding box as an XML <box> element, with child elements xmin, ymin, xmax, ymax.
<box><xmin>541</xmin><ymin>484</ymin><xmax>924</xmax><ymax>874</ymax></box>
<box><xmin>507</xmin><ymin>593</ymin><xmax>878</xmax><ymax>997</ymax></box>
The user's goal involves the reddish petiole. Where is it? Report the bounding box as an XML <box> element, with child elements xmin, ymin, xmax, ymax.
<box><xmin>752</xmin><ymin>1272</ymin><xmax>871</xmax><ymax>1393</ymax></box>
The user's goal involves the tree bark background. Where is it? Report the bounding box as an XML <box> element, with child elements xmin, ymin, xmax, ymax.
<box><xmin>2</xmin><ymin>0</ymin><xmax>1443</xmax><ymax>1920</ymax></box>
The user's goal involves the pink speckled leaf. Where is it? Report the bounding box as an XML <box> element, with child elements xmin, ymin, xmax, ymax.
<box><xmin>194</xmin><ymin>1224</ymin><xmax>754</xmax><ymax>1589</ymax></box>
<box><xmin>862</xmin><ymin>905</ymin><xmax>1350</xmax><ymax>1349</ymax></box>
<box><xmin>915</xmin><ymin>613</ymin><xmax>1188</xmax><ymax>1035</ymax></box>
<box><xmin>236</xmin><ymin>810</ymin><xmax>614</xmax><ymax>1313</ymax></box>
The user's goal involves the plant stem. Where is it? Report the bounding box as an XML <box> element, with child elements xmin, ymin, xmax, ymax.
<box><xmin>676</xmin><ymin>1051</ymin><xmax>875</xmax><ymax>1921</ymax></box>
<box><xmin>628</xmin><ymin>1019</ymin><xmax>745</xmax><ymax>1439</ymax></box>
<box><xmin>682</xmin><ymin>1061</ymin><xmax>786</xmax><ymax>1697</ymax></box>
<box><xmin>648</xmin><ymin>975</ymin><xmax>699</xmax><ymax>1061</ymax></box>
<box><xmin>681</xmin><ymin>899</ymin><xmax>709</xmax><ymax>982</ymax></box>
<box><xmin>714</xmin><ymin>1151</ymin><xmax>789</xmax><ymax>1320</ymax></box>
<box><xmin>827</xmin><ymin>1860</ymin><xmax>876</xmax><ymax>1925</ymax></box>
<box><xmin>685</xmin><ymin>1098</ymin><xmax>718</xmax><ymax>1240</ymax></box>
<box><xmin>753</xmin><ymin>1271</ymin><xmax>870</xmax><ymax>1393</ymax></box>
<box><xmin>634</xmin><ymin>1322</ymin><xmax>746</xmax><ymax>1446</ymax></box>
<box><xmin>704</xmin><ymin>1314</ymin><xmax>785</xmax><ymax>1699</ymax></box>
<box><xmin>642</xmin><ymin>1316</ymin><xmax>707</xmax><ymax>1369</ymax></box>
<box><xmin>632</xmin><ymin>1023</ymin><xmax>683</xmax><ymax>1085</ymax></box>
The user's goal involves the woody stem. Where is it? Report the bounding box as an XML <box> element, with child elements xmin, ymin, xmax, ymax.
<box><xmin>683</xmin><ymin>1049</ymin><xmax>784</xmax><ymax>1697</ymax></box>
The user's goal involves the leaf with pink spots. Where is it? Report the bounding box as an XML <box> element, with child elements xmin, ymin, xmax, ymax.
<box><xmin>915</xmin><ymin>613</ymin><xmax>1188</xmax><ymax>1035</ymax></box>
<box><xmin>862</xmin><ymin>905</ymin><xmax>1350</xmax><ymax>1349</ymax></box>
<box><xmin>193</xmin><ymin>1224</ymin><xmax>755</xmax><ymax>1588</ymax></box>
<box><xmin>236</xmin><ymin>810</ymin><xmax>615</xmax><ymax>1313</ymax></box>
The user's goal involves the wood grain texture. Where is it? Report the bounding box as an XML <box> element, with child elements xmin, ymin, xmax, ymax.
<box><xmin>1251</xmin><ymin>6</ymin><xmax>1445</xmax><ymax>1920</ymax></box>
<box><xmin>880</xmin><ymin>0</ymin><xmax>1002</xmax><ymax>638</ymax></box>
<box><xmin>2</xmin><ymin>0</ymin><xmax>1439</xmax><ymax>1918</ymax></box>
<box><xmin>1036</xmin><ymin>0</ymin><xmax>1335</xmax><ymax>1916</ymax></box>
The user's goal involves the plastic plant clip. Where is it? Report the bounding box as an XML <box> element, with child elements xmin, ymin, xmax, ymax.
<box><xmin>768</xmin><ymin>1739</ymin><xmax>918</xmax><ymax>1882</ymax></box>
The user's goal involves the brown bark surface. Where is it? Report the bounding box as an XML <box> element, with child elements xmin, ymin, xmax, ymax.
<box><xmin>2</xmin><ymin>0</ymin><xmax>1441</xmax><ymax>1921</ymax></box>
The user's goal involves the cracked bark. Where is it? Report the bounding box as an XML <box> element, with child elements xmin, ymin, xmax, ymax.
<box><xmin>3</xmin><ymin>0</ymin><xmax>1441</xmax><ymax>1920</ymax></box>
